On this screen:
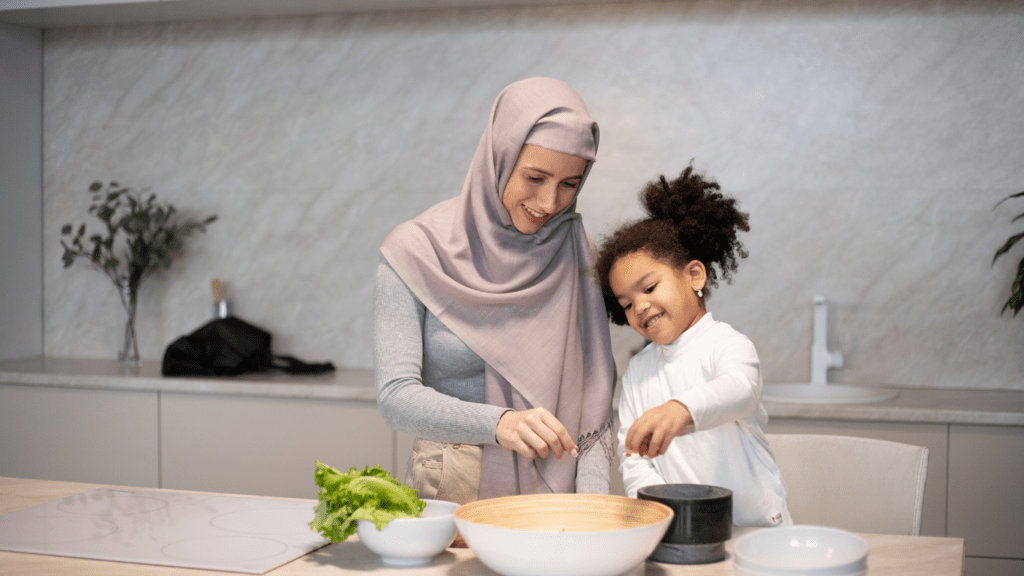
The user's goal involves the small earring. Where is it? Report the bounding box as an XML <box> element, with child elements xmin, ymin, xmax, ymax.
<box><xmin>697</xmin><ymin>289</ymin><xmax>703</xmax><ymax>298</ymax></box>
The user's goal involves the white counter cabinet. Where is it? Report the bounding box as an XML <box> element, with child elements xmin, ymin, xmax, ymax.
<box><xmin>0</xmin><ymin>357</ymin><xmax>400</xmax><ymax>500</ymax></box>
<box><xmin>947</xmin><ymin>424</ymin><xmax>1024</xmax><ymax>576</ymax></box>
<box><xmin>160</xmin><ymin>392</ymin><xmax>396</xmax><ymax>499</ymax></box>
<box><xmin>0</xmin><ymin>384</ymin><xmax>159</xmax><ymax>488</ymax></box>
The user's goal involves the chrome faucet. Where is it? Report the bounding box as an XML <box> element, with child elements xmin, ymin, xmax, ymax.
<box><xmin>811</xmin><ymin>296</ymin><xmax>844</xmax><ymax>384</ymax></box>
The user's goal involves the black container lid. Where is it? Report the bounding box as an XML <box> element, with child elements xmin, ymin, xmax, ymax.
<box><xmin>637</xmin><ymin>484</ymin><xmax>732</xmax><ymax>545</ymax></box>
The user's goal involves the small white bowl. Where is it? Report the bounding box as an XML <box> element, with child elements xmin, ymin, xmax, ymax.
<box><xmin>733</xmin><ymin>525</ymin><xmax>869</xmax><ymax>576</ymax></box>
<box><xmin>355</xmin><ymin>499</ymin><xmax>459</xmax><ymax>566</ymax></box>
<box><xmin>454</xmin><ymin>493</ymin><xmax>673</xmax><ymax>576</ymax></box>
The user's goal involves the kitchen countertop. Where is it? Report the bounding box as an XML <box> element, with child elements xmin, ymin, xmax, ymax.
<box><xmin>0</xmin><ymin>356</ymin><xmax>376</xmax><ymax>402</ymax></box>
<box><xmin>1</xmin><ymin>477</ymin><xmax>965</xmax><ymax>576</ymax></box>
<box><xmin>2</xmin><ymin>356</ymin><xmax>1024</xmax><ymax>425</ymax></box>
<box><xmin>762</xmin><ymin>385</ymin><xmax>1024</xmax><ymax>426</ymax></box>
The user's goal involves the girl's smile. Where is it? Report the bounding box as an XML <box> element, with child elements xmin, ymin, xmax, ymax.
<box><xmin>642</xmin><ymin>312</ymin><xmax>663</xmax><ymax>329</ymax></box>
<box><xmin>608</xmin><ymin>251</ymin><xmax>707</xmax><ymax>345</ymax></box>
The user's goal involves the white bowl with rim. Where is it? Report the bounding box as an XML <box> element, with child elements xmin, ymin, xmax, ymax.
<box><xmin>454</xmin><ymin>493</ymin><xmax>673</xmax><ymax>576</ymax></box>
<box><xmin>733</xmin><ymin>525</ymin><xmax>869</xmax><ymax>576</ymax></box>
<box><xmin>355</xmin><ymin>499</ymin><xmax>459</xmax><ymax>566</ymax></box>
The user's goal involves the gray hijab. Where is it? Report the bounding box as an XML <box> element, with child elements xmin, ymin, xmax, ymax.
<box><xmin>380</xmin><ymin>77</ymin><xmax>615</xmax><ymax>497</ymax></box>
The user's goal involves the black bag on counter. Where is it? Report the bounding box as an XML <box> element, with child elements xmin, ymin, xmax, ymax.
<box><xmin>161</xmin><ymin>316</ymin><xmax>335</xmax><ymax>376</ymax></box>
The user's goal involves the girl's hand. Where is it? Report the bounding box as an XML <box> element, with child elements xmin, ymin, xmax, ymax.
<box><xmin>496</xmin><ymin>408</ymin><xmax>579</xmax><ymax>460</ymax></box>
<box><xmin>625</xmin><ymin>400</ymin><xmax>692</xmax><ymax>458</ymax></box>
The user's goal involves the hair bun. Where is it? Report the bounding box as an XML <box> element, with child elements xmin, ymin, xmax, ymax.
<box><xmin>641</xmin><ymin>164</ymin><xmax>719</xmax><ymax>225</ymax></box>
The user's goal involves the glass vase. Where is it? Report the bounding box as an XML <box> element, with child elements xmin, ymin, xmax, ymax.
<box><xmin>118</xmin><ymin>282</ymin><xmax>141</xmax><ymax>367</ymax></box>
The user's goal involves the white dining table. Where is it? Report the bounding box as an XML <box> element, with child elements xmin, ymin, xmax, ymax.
<box><xmin>0</xmin><ymin>477</ymin><xmax>964</xmax><ymax>576</ymax></box>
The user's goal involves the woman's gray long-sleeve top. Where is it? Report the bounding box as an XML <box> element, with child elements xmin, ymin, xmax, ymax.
<box><xmin>373</xmin><ymin>257</ymin><xmax>611</xmax><ymax>493</ymax></box>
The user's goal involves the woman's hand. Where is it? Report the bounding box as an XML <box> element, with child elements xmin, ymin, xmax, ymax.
<box><xmin>496</xmin><ymin>408</ymin><xmax>578</xmax><ymax>460</ymax></box>
<box><xmin>624</xmin><ymin>400</ymin><xmax>692</xmax><ymax>458</ymax></box>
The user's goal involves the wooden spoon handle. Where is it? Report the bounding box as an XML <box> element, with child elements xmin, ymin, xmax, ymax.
<box><xmin>211</xmin><ymin>278</ymin><xmax>223</xmax><ymax>302</ymax></box>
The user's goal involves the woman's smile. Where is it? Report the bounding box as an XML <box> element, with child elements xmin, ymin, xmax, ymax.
<box><xmin>524</xmin><ymin>205</ymin><xmax>548</xmax><ymax>220</ymax></box>
<box><xmin>502</xmin><ymin>144</ymin><xmax>588</xmax><ymax>235</ymax></box>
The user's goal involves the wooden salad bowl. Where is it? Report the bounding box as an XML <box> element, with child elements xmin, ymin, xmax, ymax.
<box><xmin>454</xmin><ymin>493</ymin><xmax>673</xmax><ymax>576</ymax></box>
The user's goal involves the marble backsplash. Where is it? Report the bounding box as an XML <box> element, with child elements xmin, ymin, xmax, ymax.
<box><xmin>42</xmin><ymin>0</ymin><xmax>1024</xmax><ymax>389</ymax></box>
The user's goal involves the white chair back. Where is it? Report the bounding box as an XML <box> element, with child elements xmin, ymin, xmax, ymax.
<box><xmin>766</xmin><ymin>433</ymin><xmax>928</xmax><ymax>535</ymax></box>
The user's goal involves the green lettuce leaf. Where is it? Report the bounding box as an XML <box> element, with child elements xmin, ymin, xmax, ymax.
<box><xmin>309</xmin><ymin>461</ymin><xmax>426</xmax><ymax>543</ymax></box>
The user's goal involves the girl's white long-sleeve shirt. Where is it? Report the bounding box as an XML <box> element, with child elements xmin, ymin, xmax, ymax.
<box><xmin>617</xmin><ymin>313</ymin><xmax>791</xmax><ymax>527</ymax></box>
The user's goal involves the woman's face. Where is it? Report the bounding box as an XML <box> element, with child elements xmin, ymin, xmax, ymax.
<box><xmin>502</xmin><ymin>144</ymin><xmax>588</xmax><ymax>235</ymax></box>
<box><xmin>608</xmin><ymin>251</ymin><xmax>706</xmax><ymax>346</ymax></box>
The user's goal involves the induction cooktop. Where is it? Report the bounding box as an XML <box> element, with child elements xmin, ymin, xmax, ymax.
<box><xmin>0</xmin><ymin>487</ymin><xmax>331</xmax><ymax>574</ymax></box>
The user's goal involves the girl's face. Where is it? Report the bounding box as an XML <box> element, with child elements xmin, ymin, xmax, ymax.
<box><xmin>608</xmin><ymin>251</ymin><xmax>707</xmax><ymax>346</ymax></box>
<box><xmin>502</xmin><ymin>144</ymin><xmax>588</xmax><ymax>235</ymax></box>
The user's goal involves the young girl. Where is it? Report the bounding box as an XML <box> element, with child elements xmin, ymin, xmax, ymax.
<box><xmin>595</xmin><ymin>164</ymin><xmax>791</xmax><ymax>528</ymax></box>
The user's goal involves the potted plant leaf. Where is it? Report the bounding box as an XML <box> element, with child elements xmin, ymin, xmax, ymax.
<box><xmin>60</xmin><ymin>181</ymin><xmax>217</xmax><ymax>365</ymax></box>
<box><xmin>993</xmin><ymin>190</ymin><xmax>1024</xmax><ymax>317</ymax></box>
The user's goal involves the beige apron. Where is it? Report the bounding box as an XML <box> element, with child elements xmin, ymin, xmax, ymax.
<box><xmin>404</xmin><ymin>438</ymin><xmax>482</xmax><ymax>505</ymax></box>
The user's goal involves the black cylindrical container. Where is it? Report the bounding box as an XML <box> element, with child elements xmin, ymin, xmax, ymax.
<box><xmin>637</xmin><ymin>484</ymin><xmax>732</xmax><ymax>564</ymax></box>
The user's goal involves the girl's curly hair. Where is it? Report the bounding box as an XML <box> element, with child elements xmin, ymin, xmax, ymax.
<box><xmin>595</xmin><ymin>163</ymin><xmax>750</xmax><ymax>326</ymax></box>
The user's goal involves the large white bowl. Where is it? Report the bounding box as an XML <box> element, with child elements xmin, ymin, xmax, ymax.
<box><xmin>454</xmin><ymin>493</ymin><xmax>673</xmax><ymax>576</ymax></box>
<box><xmin>733</xmin><ymin>525</ymin><xmax>869</xmax><ymax>576</ymax></box>
<box><xmin>355</xmin><ymin>499</ymin><xmax>459</xmax><ymax>566</ymax></box>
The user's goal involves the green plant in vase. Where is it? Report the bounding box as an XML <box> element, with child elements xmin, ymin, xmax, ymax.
<box><xmin>60</xmin><ymin>181</ymin><xmax>217</xmax><ymax>366</ymax></box>
<box><xmin>993</xmin><ymin>190</ymin><xmax>1024</xmax><ymax>317</ymax></box>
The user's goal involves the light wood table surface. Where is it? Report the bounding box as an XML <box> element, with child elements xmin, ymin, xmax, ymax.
<box><xmin>0</xmin><ymin>477</ymin><xmax>964</xmax><ymax>576</ymax></box>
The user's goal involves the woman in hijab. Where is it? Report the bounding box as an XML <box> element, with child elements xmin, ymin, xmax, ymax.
<box><xmin>374</xmin><ymin>77</ymin><xmax>616</xmax><ymax>505</ymax></box>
